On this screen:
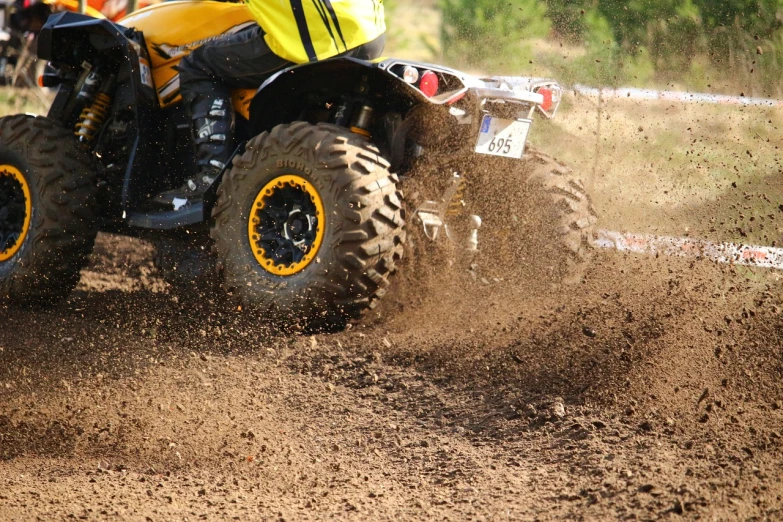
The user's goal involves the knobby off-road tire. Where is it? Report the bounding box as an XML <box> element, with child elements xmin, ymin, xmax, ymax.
<box><xmin>0</xmin><ymin>115</ymin><xmax>97</xmax><ymax>305</ymax></box>
<box><xmin>211</xmin><ymin>122</ymin><xmax>405</xmax><ymax>329</ymax></box>
<box><xmin>467</xmin><ymin>148</ymin><xmax>597</xmax><ymax>286</ymax></box>
<box><xmin>523</xmin><ymin>149</ymin><xmax>598</xmax><ymax>283</ymax></box>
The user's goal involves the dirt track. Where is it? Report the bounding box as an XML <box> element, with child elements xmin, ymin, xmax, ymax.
<box><xmin>1</xmin><ymin>225</ymin><xmax>782</xmax><ymax>521</ymax></box>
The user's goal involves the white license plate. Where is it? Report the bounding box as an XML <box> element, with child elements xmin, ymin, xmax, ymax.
<box><xmin>474</xmin><ymin>115</ymin><xmax>531</xmax><ymax>159</ymax></box>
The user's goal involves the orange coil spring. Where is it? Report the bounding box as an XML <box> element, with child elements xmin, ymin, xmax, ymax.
<box><xmin>74</xmin><ymin>92</ymin><xmax>112</xmax><ymax>141</ymax></box>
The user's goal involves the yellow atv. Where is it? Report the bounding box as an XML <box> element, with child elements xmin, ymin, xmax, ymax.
<box><xmin>0</xmin><ymin>1</ymin><xmax>596</xmax><ymax>328</ymax></box>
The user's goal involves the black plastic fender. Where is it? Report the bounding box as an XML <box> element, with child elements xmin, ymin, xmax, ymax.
<box><xmin>247</xmin><ymin>57</ymin><xmax>428</xmax><ymax>136</ymax></box>
<box><xmin>39</xmin><ymin>12</ymin><xmax>129</xmax><ymax>61</ymax></box>
<box><xmin>38</xmin><ymin>12</ymin><xmax>156</xmax><ymax>105</ymax></box>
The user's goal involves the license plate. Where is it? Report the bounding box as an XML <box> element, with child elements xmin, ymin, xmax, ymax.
<box><xmin>474</xmin><ymin>115</ymin><xmax>531</xmax><ymax>159</ymax></box>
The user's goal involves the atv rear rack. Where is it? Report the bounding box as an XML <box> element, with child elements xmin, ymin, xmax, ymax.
<box><xmin>467</xmin><ymin>77</ymin><xmax>562</xmax><ymax>119</ymax></box>
<box><xmin>379</xmin><ymin>59</ymin><xmax>562</xmax><ymax>118</ymax></box>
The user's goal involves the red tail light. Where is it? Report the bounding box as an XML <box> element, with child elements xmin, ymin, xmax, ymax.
<box><xmin>419</xmin><ymin>70</ymin><xmax>439</xmax><ymax>98</ymax></box>
<box><xmin>538</xmin><ymin>88</ymin><xmax>553</xmax><ymax>111</ymax></box>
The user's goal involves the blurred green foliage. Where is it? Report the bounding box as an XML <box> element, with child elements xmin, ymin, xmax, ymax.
<box><xmin>435</xmin><ymin>0</ymin><xmax>783</xmax><ymax>94</ymax></box>
<box><xmin>440</xmin><ymin>0</ymin><xmax>550</xmax><ymax>69</ymax></box>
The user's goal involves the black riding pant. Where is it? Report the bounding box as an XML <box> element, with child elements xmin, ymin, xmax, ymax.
<box><xmin>178</xmin><ymin>24</ymin><xmax>386</xmax><ymax>103</ymax></box>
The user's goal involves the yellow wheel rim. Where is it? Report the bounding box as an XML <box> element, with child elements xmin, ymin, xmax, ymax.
<box><xmin>0</xmin><ymin>164</ymin><xmax>32</xmax><ymax>262</ymax></box>
<box><xmin>247</xmin><ymin>174</ymin><xmax>325</xmax><ymax>276</ymax></box>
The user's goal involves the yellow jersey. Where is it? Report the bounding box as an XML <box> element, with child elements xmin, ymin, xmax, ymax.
<box><xmin>245</xmin><ymin>0</ymin><xmax>385</xmax><ymax>64</ymax></box>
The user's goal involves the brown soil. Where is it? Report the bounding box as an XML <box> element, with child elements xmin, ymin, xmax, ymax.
<box><xmin>2</xmin><ymin>186</ymin><xmax>783</xmax><ymax>520</ymax></box>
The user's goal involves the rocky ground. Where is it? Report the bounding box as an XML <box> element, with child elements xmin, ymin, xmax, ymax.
<box><xmin>1</xmin><ymin>229</ymin><xmax>782</xmax><ymax>521</ymax></box>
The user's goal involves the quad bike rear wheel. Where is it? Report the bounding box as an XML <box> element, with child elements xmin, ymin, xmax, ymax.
<box><xmin>0</xmin><ymin>115</ymin><xmax>97</xmax><ymax>304</ymax></box>
<box><xmin>525</xmin><ymin>149</ymin><xmax>597</xmax><ymax>283</ymax></box>
<box><xmin>466</xmin><ymin>148</ymin><xmax>597</xmax><ymax>286</ymax></box>
<box><xmin>211</xmin><ymin>122</ymin><xmax>405</xmax><ymax>329</ymax></box>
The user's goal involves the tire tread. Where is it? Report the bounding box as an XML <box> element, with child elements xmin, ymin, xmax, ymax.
<box><xmin>0</xmin><ymin>115</ymin><xmax>97</xmax><ymax>304</ymax></box>
<box><xmin>211</xmin><ymin>122</ymin><xmax>405</xmax><ymax>326</ymax></box>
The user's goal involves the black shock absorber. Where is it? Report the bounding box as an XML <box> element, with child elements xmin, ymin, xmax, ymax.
<box><xmin>74</xmin><ymin>70</ymin><xmax>114</xmax><ymax>143</ymax></box>
<box><xmin>350</xmin><ymin>105</ymin><xmax>374</xmax><ymax>137</ymax></box>
<box><xmin>333</xmin><ymin>100</ymin><xmax>375</xmax><ymax>137</ymax></box>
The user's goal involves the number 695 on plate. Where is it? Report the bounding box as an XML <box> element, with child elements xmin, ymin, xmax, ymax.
<box><xmin>474</xmin><ymin>115</ymin><xmax>531</xmax><ymax>159</ymax></box>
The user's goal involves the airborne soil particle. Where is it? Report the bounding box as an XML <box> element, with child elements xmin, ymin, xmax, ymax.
<box><xmin>1</xmin><ymin>189</ymin><xmax>783</xmax><ymax>519</ymax></box>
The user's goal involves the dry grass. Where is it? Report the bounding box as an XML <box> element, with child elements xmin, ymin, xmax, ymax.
<box><xmin>0</xmin><ymin>87</ymin><xmax>52</xmax><ymax>116</ymax></box>
<box><xmin>531</xmin><ymin>94</ymin><xmax>783</xmax><ymax>246</ymax></box>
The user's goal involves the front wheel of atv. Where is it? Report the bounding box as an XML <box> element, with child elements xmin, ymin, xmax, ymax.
<box><xmin>0</xmin><ymin>115</ymin><xmax>97</xmax><ymax>305</ymax></box>
<box><xmin>211</xmin><ymin>122</ymin><xmax>405</xmax><ymax>329</ymax></box>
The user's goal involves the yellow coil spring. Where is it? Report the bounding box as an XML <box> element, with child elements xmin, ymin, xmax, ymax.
<box><xmin>445</xmin><ymin>178</ymin><xmax>466</xmax><ymax>217</ymax></box>
<box><xmin>74</xmin><ymin>92</ymin><xmax>112</xmax><ymax>141</ymax></box>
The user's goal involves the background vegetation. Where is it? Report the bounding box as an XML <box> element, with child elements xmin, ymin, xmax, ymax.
<box><xmin>386</xmin><ymin>0</ymin><xmax>783</xmax><ymax>97</ymax></box>
<box><xmin>382</xmin><ymin>0</ymin><xmax>783</xmax><ymax>246</ymax></box>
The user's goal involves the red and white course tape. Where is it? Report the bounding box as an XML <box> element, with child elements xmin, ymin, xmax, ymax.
<box><xmin>596</xmin><ymin>229</ymin><xmax>783</xmax><ymax>270</ymax></box>
<box><xmin>569</xmin><ymin>85</ymin><xmax>783</xmax><ymax>268</ymax></box>
<box><xmin>572</xmin><ymin>85</ymin><xmax>783</xmax><ymax>107</ymax></box>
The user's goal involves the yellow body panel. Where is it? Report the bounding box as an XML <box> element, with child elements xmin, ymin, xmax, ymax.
<box><xmin>120</xmin><ymin>1</ymin><xmax>257</xmax><ymax>116</ymax></box>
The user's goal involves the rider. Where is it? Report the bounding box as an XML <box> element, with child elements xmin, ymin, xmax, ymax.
<box><xmin>154</xmin><ymin>0</ymin><xmax>386</xmax><ymax>208</ymax></box>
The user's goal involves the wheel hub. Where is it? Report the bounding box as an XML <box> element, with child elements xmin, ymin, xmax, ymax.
<box><xmin>0</xmin><ymin>164</ymin><xmax>31</xmax><ymax>262</ymax></box>
<box><xmin>248</xmin><ymin>174</ymin><xmax>325</xmax><ymax>276</ymax></box>
<box><xmin>283</xmin><ymin>209</ymin><xmax>316</xmax><ymax>249</ymax></box>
